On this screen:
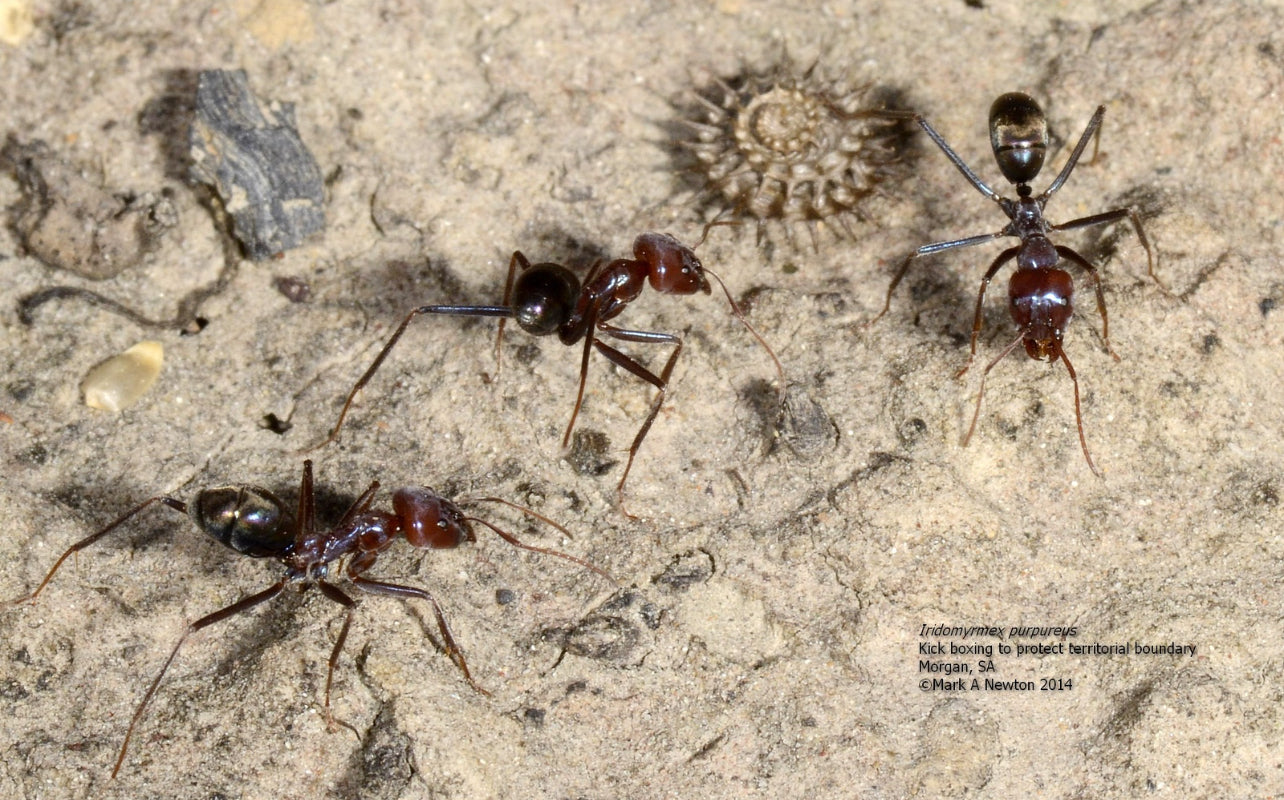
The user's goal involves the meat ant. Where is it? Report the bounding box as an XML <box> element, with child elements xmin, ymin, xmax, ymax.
<box><xmin>873</xmin><ymin>93</ymin><xmax>1158</xmax><ymax>475</ymax></box>
<box><xmin>4</xmin><ymin>459</ymin><xmax>609</xmax><ymax>778</ymax></box>
<box><xmin>313</xmin><ymin>232</ymin><xmax>783</xmax><ymax>515</ymax></box>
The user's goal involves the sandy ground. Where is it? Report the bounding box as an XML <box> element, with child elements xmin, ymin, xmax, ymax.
<box><xmin>1</xmin><ymin>0</ymin><xmax>1282</xmax><ymax>798</ymax></box>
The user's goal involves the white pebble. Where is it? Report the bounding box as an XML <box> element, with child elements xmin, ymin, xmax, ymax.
<box><xmin>82</xmin><ymin>340</ymin><xmax>164</xmax><ymax>412</ymax></box>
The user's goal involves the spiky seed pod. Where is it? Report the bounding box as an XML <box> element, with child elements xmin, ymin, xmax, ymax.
<box><xmin>679</xmin><ymin>61</ymin><xmax>907</xmax><ymax>247</ymax></box>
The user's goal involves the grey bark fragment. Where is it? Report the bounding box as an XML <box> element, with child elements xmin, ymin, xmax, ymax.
<box><xmin>189</xmin><ymin>69</ymin><xmax>325</xmax><ymax>260</ymax></box>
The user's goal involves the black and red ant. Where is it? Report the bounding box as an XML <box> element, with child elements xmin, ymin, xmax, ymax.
<box><xmin>4</xmin><ymin>460</ymin><xmax>609</xmax><ymax>777</ymax></box>
<box><xmin>873</xmin><ymin>93</ymin><xmax>1158</xmax><ymax>475</ymax></box>
<box><xmin>313</xmin><ymin>232</ymin><xmax>783</xmax><ymax>514</ymax></box>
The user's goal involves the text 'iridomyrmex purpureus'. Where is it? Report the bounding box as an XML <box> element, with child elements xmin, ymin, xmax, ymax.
<box><xmin>310</xmin><ymin>232</ymin><xmax>783</xmax><ymax>516</ymax></box>
<box><xmin>3</xmin><ymin>460</ymin><xmax>611</xmax><ymax>778</ymax></box>
<box><xmin>872</xmin><ymin>93</ymin><xmax>1159</xmax><ymax>475</ymax></box>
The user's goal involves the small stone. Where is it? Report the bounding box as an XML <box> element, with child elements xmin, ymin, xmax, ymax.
<box><xmin>82</xmin><ymin>341</ymin><xmax>164</xmax><ymax>412</ymax></box>
<box><xmin>558</xmin><ymin>589</ymin><xmax>656</xmax><ymax>666</ymax></box>
<box><xmin>2</xmin><ymin>138</ymin><xmax>162</xmax><ymax>280</ymax></box>
<box><xmin>777</xmin><ymin>384</ymin><xmax>838</xmax><ymax>460</ymax></box>
<box><xmin>565</xmin><ymin>429</ymin><xmax>617</xmax><ymax>476</ymax></box>
<box><xmin>0</xmin><ymin>0</ymin><xmax>34</xmax><ymax>46</ymax></box>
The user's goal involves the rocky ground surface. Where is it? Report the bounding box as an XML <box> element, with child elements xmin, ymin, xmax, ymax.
<box><xmin>0</xmin><ymin>1</ymin><xmax>1281</xmax><ymax>798</ymax></box>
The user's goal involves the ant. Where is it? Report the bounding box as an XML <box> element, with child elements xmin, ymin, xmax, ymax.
<box><xmin>314</xmin><ymin>232</ymin><xmax>783</xmax><ymax>515</ymax></box>
<box><xmin>4</xmin><ymin>459</ymin><xmax>610</xmax><ymax>778</ymax></box>
<box><xmin>873</xmin><ymin>93</ymin><xmax>1158</xmax><ymax>475</ymax></box>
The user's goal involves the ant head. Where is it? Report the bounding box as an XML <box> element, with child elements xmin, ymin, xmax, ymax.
<box><xmin>513</xmin><ymin>264</ymin><xmax>579</xmax><ymax>336</ymax></box>
<box><xmin>393</xmin><ymin>487</ymin><xmax>474</xmax><ymax>549</ymax></box>
<box><xmin>635</xmin><ymin>233</ymin><xmax>711</xmax><ymax>295</ymax></box>
<box><xmin>990</xmin><ymin>92</ymin><xmax>1047</xmax><ymax>186</ymax></box>
<box><xmin>190</xmin><ymin>485</ymin><xmax>295</xmax><ymax>558</ymax></box>
<box><xmin>1008</xmin><ymin>267</ymin><xmax>1074</xmax><ymax>362</ymax></box>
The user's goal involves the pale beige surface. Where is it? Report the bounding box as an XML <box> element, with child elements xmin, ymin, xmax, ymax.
<box><xmin>1</xmin><ymin>1</ymin><xmax>1282</xmax><ymax>798</ymax></box>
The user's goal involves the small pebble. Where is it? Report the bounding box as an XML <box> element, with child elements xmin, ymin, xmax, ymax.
<box><xmin>0</xmin><ymin>0</ymin><xmax>34</xmax><ymax>46</ymax></box>
<box><xmin>2</xmin><ymin>138</ymin><xmax>162</xmax><ymax>280</ymax></box>
<box><xmin>777</xmin><ymin>384</ymin><xmax>838</xmax><ymax>461</ymax></box>
<box><xmin>82</xmin><ymin>340</ymin><xmax>164</xmax><ymax>411</ymax></box>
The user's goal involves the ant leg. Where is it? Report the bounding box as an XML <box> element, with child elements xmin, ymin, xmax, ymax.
<box><xmin>1055</xmin><ymin>245</ymin><xmax>1119</xmax><ymax>360</ymax></box>
<box><xmin>300</xmin><ymin>459</ymin><xmax>381</xmax><ymax>543</ymax></box>
<box><xmin>1053</xmin><ymin>207</ymin><xmax>1159</xmax><ymax>289</ymax></box>
<box><xmin>872</xmin><ymin>251</ymin><xmax>920</xmax><ymax>324</ymax></box>
<box><xmin>1085</xmin><ymin>112</ymin><xmax>1104</xmax><ymax>167</ymax></box>
<box><xmin>6</xmin><ymin>495</ymin><xmax>187</xmax><ymax>607</ymax></box>
<box><xmin>462</xmin><ymin>513</ymin><xmax>613</xmax><ymax>581</ymax></box>
<box><xmin>311</xmin><ymin>303</ymin><xmax>511</xmax><ymax>450</ymax></box>
<box><xmin>871</xmin><ymin>232</ymin><xmax>1008</xmax><ymax>325</ymax></box>
<box><xmin>348</xmin><ymin>575</ymin><xmax>489</xmax><ymax>697</ymax></box>
<box><xmin>1040</xmin><ymin>105</ymin><xmax>1105</xmax><ymax>200</ymax></box>
<box><xmin>956</xmin><ymin>247</ymin><xmax>1021</xmax><ymax>378</ymax></box>
<box><xmin>1052</xmin><ymin>340</ymin><xmax>1103</xmax><ymax>478</ymax></box>
<box><xmin>563</xmin><ymin>307</ymin><xmax>603</xmax><ymax>449</ymax></box>
<box><xmin>297</xmin><ymin>458</ymin><xmax>316</xmax><ymax>542</ymax></box>
<box><xmin>915</xmin><ymin>115</ymin><xmax>1004</xmax><ymax>204</ymax></box>
<box><xmin>962</xmin><ymin>328</ymin><xmax>1027</xmax><ymax>448</ymax></box>
<box><xmin>315</xmin><ymin>581</ymin><xmax>362</xmax><ymax>739</ymax></box>
<box><xmin>333</xmin><ymin>481</ymin><xmax>382</xmax><ymax>531</ymax></box>
<box><xmin>495</xmin><ymin>251</ymin><xmax>532</xmax><ymax>369</ymax></box>
<box><xmin>830</xmin><ymin>106</ymin><xmax>1002</xmax><ymax>211</ymax></box>
<box><xmin>695</xmin><ymin>213</ymin><xmax>736</xmax><ymax>248</ymax></box>
<box><xmin>290</xmin><ymin>461</ymin><xmax>377</xmax><ymax>735</ymax></box>
<box><xmin>593</xmin><ymin>326</ymin><xmax>683</xmax><ymax>518</ymax></box>
<box><xmin>113</xmin><ymin>579</ymin><xmax>289</xmax><ymax>778</ymax></box>
<box><xmin>829</xmin><ymin>108</ymin><xmax>918</xmax><ymax>123</ymax></box>
<box><xmin>314</xmin><ymin>306</ymin><xmax>432</xmax><ymax>451</ymax></box>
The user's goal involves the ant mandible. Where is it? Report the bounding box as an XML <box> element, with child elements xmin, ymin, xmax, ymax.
<box><xmin>314</xmin><ymin>232</ymin><xmax>783</xmax><ymax>515</ymax></box>
<box><xmin>4</xmin><ymin>459</ymin><xmax>610</xmax><ymax>778</ymax></box>
<box><xmin>873</xmin><ymin>92</ymin><xmax>1158</xmax><ymax>476</ymax></box>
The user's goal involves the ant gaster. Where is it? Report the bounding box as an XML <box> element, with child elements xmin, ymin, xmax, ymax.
<box><xmin>4</xmin><ymin>460</ymin><xmax>609</xmax><ymax>778</ymax></box>
<box><xmin>315</xmin><ymin>232</ymin><xmax>782</xmax><ymax>515</ymax></box>
<box><xmin>874</xmin><ymin>93</ymin><xmax>1158</xmax><ymax>475</ymax></box>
